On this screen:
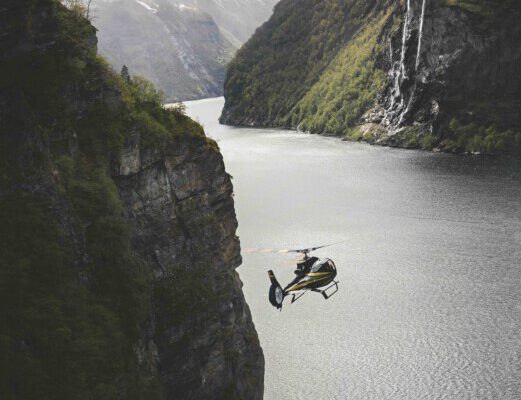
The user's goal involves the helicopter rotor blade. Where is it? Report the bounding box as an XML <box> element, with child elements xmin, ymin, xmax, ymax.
<box><xmin>286</xmin><ymin>240</ymin><xmax>347</xmax><ymax>254</ymax></box>
<box><xmin>243</xmin><ymin>248</ymin><xmax>294</xmax><ymax>255</ymax></box>
<box><xmin>244</xmin><ymin>241</ymin><xmax>347</xmax><ymax>255</ymax></box>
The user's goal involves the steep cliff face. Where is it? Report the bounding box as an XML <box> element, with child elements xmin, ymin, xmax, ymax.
<box><xmin>222</xmin><ymin>0</ymin><xmax>521</xmax><ymax>155</ymax></box>
<box><xmin>116</xmin><ymin>132</ymin><xmax>264</xmax><ymax>400</ymax></box>
<box><xmin>0</xmin><ymin>1</ymin><xmax>263</xmax><ymax>398</ymax></box>
<box><xmin>362</xmin><ymin>0</ymin><xmax>521</xmax><ymax>153</ymax></box>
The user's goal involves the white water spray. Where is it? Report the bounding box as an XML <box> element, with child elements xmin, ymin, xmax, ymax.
<box><xmin>390</xmin><ymin>0</ymin><xmax>412</xmax><ymax>108</ymax></box>
<box><xmin>399</xmin><ymin>0</ymin><xmax>412</xmax><ymax>80</ymax></box>
<box><xmin>415</xmin><ymin>0</ymin><xmax>427</xmax><ymax>70</ymax></box>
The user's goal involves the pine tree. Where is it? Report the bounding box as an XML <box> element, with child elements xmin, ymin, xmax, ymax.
<box><xmin>120</xmin><ymin>65</ymin><xmax>131</xmax><ymax>83</ymax></box>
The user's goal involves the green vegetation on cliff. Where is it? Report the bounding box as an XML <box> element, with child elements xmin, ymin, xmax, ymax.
<box><xmin>293</xmin><ymin>8</ymin><xmax>395</xmax><ymax>135</ymax></box>
<box><xmin>445</xmin><ymin>0</ymin><xmax>517</xmax><ymax>18</ymax></box>
<box><xmin>221</xmin><ymin>0</ymin><xmax>394</xmax><ymax>127</ymax></box>
<box><xmin>441</xmin><ymin>119</ymin><xmax>521</xmax><ymax>154</ymax></box>
<box><xmin>0</xmin><ymin>1</ymin><xmax>207</xmax><ymax>398</ymax></box>
<box><xmin>222</xmin><ymin>0</ymin><xmax>521</xmax><ymax>156</ymax></box>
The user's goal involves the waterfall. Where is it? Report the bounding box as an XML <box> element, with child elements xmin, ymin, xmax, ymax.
<box><xmin>415</xmin><ymin>0</ymin><xmax>427</xmax><ymax>70</ymax></box>
<box><xmin>390</xmin><ymin>0</ymin><xmax>412</xmax><ymax>108</ymax></box>
<box><xmin>385</xmin><ymin>0</ymin><xmax>431</xmax><ymax>127</ymax></box>
<box><xmin>399</xmin><ymin>0</ymin><xmax>412</xmax><ymax>80</ymax></box>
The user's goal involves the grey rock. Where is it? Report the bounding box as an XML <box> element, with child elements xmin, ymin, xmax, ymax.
<box><xmin>115</xmin><ymin>131</ymin><xmax>264</xmax><ymax>399</ymax></box>
<box><xmin>376</xmin><ymin>0</ymin><xmax>521</xmax><ymax>138</ymax></box>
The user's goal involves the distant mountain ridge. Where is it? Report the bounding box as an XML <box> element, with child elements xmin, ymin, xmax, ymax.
<box><xmin>91</xmin><ymin>0</ymin><xmax>234</xmax><ymax>100</ymax></box>
<box><xmin>222</xmin><ymin>0</ymin><xmax>521</xmax><ymax>155</ymax></box>
<box><xmin>183</xmin><ymin>0</ymin><xmax>278</xmax><ymax>46</ymax></box>
<box><xmin>90</xmin><ymin>0</ymin><xmax>277</xmax><ymax>101</ymax></box>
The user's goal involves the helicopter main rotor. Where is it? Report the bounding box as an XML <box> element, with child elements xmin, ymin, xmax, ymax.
<box><xmin>245</xmin><ymin>241</ymin><xmax>346</xmax><ymax>261</ymax></box>
<box><xmin>286</xmin><ymin>242</ymin><xmax>344</xmax><ymax>259</ymax></box>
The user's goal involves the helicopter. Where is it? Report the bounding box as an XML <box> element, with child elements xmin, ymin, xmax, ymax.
<box><xmin>266</xmin><ymin>243</ymin><xmax>341</xmax><ymax>310</ymax></box>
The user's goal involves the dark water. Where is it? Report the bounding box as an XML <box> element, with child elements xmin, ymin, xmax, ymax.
<box><xmin>185</xmin><ymin>97</ymin><xmax>521</xmax><ymax>400</ymax></box>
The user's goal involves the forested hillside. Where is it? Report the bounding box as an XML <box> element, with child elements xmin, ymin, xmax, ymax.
<box><xmin>222</xmin><ymin>0</ymin><xmax>521</xmax><ymax>155</ymax></box>
<box><xmin>221</xmin><ymin>0</ymin><xmax>395</xmax><ymax>127</ymax></box>
<box><xmin>0</xmin><ymin>1</ymin><xmax>263</xmax><ymax>398</ymax></box>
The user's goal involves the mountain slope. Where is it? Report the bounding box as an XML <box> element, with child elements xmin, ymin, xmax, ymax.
<box><xmin>222</xmin><ymin>0</ymin><xmax>521</xmax><ymax>155</ymax></box>
<box><xmin>183</xmin><ymin>0</ymin><xmax>279</xmax><ymax>46</ymax></box>
<box><xmin>92</xmin><ymin>0</ymin><xmax>235</xmax><ymax>101</ymax></box>
<box><xmin>0</xmin><ymin>1</ymin><xmax>263</xmax><ymax>398</ymax></box>
<box><xmin>220</xmin><ymin>0</ymin><xmax>395</xmax><ymax>126</ymax></box>
<box><xmin>91</xmin><ymin>0</ymin><xmax>278</xmax><ymax>101</ymax></box>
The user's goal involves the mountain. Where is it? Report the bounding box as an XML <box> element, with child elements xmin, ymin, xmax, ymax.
<box><xmin>91</xmin><ymin>0</ymin><xmax>236</xmax><ymax>101</ymax></box>
<box><xmin>221</xmin><ymin>0</ymin><xmax>521</xmax><ymax>155</ymax></box>
<box><xmin>182</xmin><ymin>0</ymin><xmax>279</xmax><ymax>46</ymax></box>
<box><xmin>90</xmin><ymin>0</ymin><xmax>278</xmax><ymax>101</ymax></box>
<box><xmin>0</xmin><ymin>1</ymin><xmax>263</xmax><ymax>398</ymax></box>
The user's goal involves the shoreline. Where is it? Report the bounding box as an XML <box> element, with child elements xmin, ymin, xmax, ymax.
<box><xmin>180</xmin><ymin>97</ymin><xmax>521</xmax><ymax>161</ymax></box>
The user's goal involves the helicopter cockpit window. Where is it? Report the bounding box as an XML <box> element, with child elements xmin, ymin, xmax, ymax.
<box><xmin>311</xmin><ymin>259</ymin><xmax>327</xmax><ymax>273</ymax></box>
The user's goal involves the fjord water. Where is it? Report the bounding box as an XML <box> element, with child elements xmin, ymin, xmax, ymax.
<box><xmin>185</xmin><ymin>98</ymin><xmax>521</xmax><ymax>400</ymax></box>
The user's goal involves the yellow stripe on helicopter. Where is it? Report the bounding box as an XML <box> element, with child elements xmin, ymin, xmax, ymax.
<box><xmin>287</xmin><ymin>275</ymin><xmax>333</xmax><ymax>292</ymax></box>
<box><xmin>307</xmin><ymin>272</ymin><xmax>332</xmax><ymax>277</ymax></box>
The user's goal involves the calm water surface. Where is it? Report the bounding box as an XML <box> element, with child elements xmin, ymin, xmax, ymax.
<box><xmin>185</xmin><ymin>97</ymin><xmax>521</xmax><ymax>400</ymax></box>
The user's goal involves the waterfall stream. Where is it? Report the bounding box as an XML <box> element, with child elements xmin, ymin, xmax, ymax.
<box><xmin>388</xmin><ymin>0</ymin><xmax>428</xmax><ymax>125</ymax></box>
<box><xmin>399</xmin><ymin>0</ymin><xmax>412</xmax><ymax>81</ymax></box>
<box><xmin>390</xmin><ymin>0</ymin><xmax>412</xmax><ymax>109</ymax></box>
<box><xmin>416</xmin><ymin>0</ymin><xmax>427</xmax><ymax>70</ymax></box>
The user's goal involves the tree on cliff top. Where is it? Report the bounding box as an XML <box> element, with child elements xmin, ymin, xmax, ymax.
<box><xmin>61</xmin><ymin>0</ymin><xmax>94</xmax><ymax>20</ymax></box>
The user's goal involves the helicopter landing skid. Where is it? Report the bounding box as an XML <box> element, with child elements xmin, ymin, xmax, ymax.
<box><xmin>290</xmin><ymin>291</ymin><xmax>307</xmax><ymax>304</ymax></box>
<box><xmin>312</xmin><ymin>281</ymin><xmax>339</xmax><ymax>300</ymax></box>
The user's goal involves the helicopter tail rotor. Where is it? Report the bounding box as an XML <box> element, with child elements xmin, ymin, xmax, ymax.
<box><xmin>268</xmin><ymin>270</ymin><xmax>285</xmax><ymax>310</ymax></box>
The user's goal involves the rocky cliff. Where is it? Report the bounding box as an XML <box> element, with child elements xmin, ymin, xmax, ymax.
<box><xmin>221</xmin><ymin>0</ymin><xmax>521</xmax><ymax>155</ymax></box>
<box><xmin>0</xmin><ymin>1</ymin><xmax>263</xmax><ymax>398</ymax></box>
<box><xmin>361</xmin><ymin>0</ymin><xmax>521</xmax><ymax>153</ymax></box>
<box><xmin>116</xmin><ymin>128</ymin><xmax>264</xmax><ymax>400</ymax></box>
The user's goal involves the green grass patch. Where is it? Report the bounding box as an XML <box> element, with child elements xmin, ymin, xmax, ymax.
<box><xmin>440</xmin><ymin>118</ymin><xmax>521</xmax><ymax>154</ymax></box>
<box><xmin>293</xmin><ymin>8</ymin><xmax>394</xmax><ymax>136</ymax></box>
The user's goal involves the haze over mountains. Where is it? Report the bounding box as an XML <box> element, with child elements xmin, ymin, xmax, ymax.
<box><xmin>183</xmin><ymin>0</ymin><xmax>278</xmax><ymax>46</ymax></box>
<box><xmin>90</xmin><ymin>0</ymin><xmax>276</xmax><ymax>100</ymax></box>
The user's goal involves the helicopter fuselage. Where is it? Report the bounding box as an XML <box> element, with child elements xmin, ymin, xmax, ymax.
<box><xmin>284</xmin><ymin>257</ymin><xmax>337</xmax><ymax>293</ymax></box>
<box><xmin>268</xmin><ymin>257</ymin><xmax>339</xmax><ymax>309</ymax></box>
<box><xmin>267</xmin><ymin>242</ymin><xmax>344</xmax><ymax>309</ymax></box>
